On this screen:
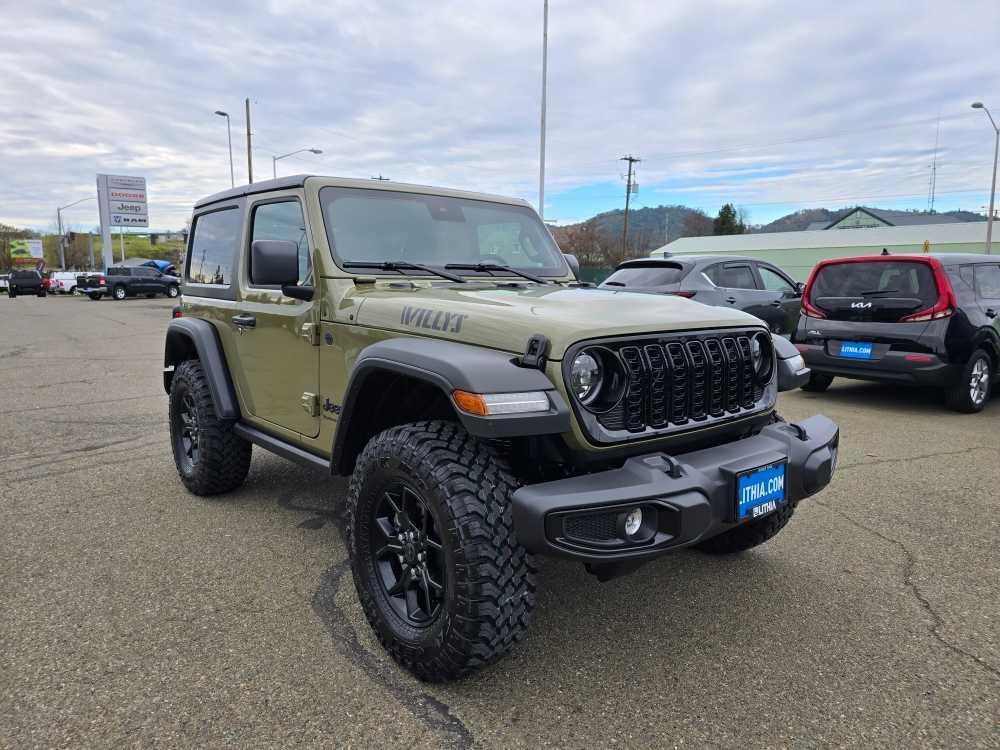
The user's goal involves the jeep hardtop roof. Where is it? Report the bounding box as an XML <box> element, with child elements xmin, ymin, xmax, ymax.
<box><xmin>194</xmin><ymin>174</ymin><xmax>533</xmax><ymax>211</ymax></box>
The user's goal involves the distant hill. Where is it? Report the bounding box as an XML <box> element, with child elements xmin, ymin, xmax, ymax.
<box><xmin>752</xmin><ymin>207</ymin><xmax>985</xmax><ymax>233</ymax></box>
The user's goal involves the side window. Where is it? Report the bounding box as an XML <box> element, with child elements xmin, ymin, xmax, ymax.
<box><xmin>188</xmin><ymin>207</ymin><xmax>241</xmax><ymax>286</ymax></box>
<box><xmin>949</xmin><ymin>265</ymin><xmax>975</xmax><ymax>293</ymax></box>
<box><xmin>714</xmin><ymin>263</ymin><xmax>757</xmax><ymax>289</ymax></box>
<box><xmin>974</xmin><ymin>264</ymin><xmax>1000</xmax><ymax>300</ymax></box>
<box><xmin>757</xmin><ymin>265</ymin><xmax>795</xmax><ymax>293</ymax></box>
<box><xmin>249</xmin><ymin>200</ymin><xmax>310</xmax><ymax>285</ymax></box>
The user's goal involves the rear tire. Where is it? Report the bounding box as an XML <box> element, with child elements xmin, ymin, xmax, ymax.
<box><xmin>113</xmin><ymin>285</ymin><xmax>126</xmax><ymax>300</ymax></box>
<box><xmin>801</xmin><ymin>372</ymin><xmax>833</xmax><ymax>392</ymax></box>
<box><xmin>945</xmin><ymin>349</ymin><xmax>992</xmax><ymax>413</ymax></box>
<box><xmin>167</xmin><ymin>285</ymin><xmax>180</xmax><ymax>298</ymax></box>
<box><xmin>88</xmin><ymin>293</ymin><xmax>102</xmax><ymax>301</ymax></box>
<box><xmin>696</xmin><ymin>501</ymin><xmax>796</xmax><ymax>554</ymax></box>
<box><xmin>346</xmin><ymin>420</ymin><xmax>537</xmax><ymax>682</ymax></box>
<box><xmin>37</xmin><ymin>289</ymin><xmax>46</xmax><ymax>297</ymax></box>
<box><xmin>169</xmin><ymin>359</ymin><xmax>252</xmax><ymax>495</ymax></box>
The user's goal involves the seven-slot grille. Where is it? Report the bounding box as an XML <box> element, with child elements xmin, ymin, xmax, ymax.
<box><xmin>586</xmin><ymin>331</ymin><xmax>765</xmax><ymax>436</ymax></box>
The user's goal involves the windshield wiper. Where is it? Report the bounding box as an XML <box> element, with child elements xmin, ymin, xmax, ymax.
<box><xmin>444</xmin><ymin>263</ymin><xmax>549</xmax><ymax>284</ymax></box>
<box><xmin>859</xmin><ymin>288</ymin><xmax>900</xmax><ymax>296</ymax></box>
<box><xmin>341</xmin><ymin>261</ymin><xmax>466</xmax><ymax>283</ymax></box>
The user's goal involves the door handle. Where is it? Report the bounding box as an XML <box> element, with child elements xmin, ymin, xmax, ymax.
<box><xmin>987</xmin><ymin>308</ymin><xmax>997</xmax><ymax>319</ymax></box>
<box><xmin>231</xmin><ymin>314</ymin><xmax>256</xmax><ymax>328</ymax></box>
<box><xmin>725</xmin><ymin>296</ymin><xmax>737</xmax><ymax>304</ymax></box>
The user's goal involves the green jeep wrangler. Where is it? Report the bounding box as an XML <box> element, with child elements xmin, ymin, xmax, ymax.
<box><xmin>164</xmin><ymin>175</ymin><xmax>839</xmax><ymax>681</ymax></box>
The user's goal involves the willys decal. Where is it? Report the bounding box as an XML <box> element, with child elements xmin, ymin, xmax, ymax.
<box><xmin>400</xmin><ymin>306</ymin><xmax>468</xmax><ymax>334</ymax></box>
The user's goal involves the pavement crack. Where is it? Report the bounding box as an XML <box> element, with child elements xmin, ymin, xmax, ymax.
<box><xmin>837</xmin><ymin>445</ymin><xmax>997</xmax><ymax>471</ymax></box>
<box><xmin>291</xmin><ymin>488</ymin><xmax>475</xmax><ymax>750</ymax></box>
<box><xmin>814</xmin><ymin>498</ymin><xmax>1000</xmax><ymax>683</ymax></box>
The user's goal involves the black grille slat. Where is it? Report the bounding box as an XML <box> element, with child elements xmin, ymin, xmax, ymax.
<box><xmin>620</xmin><ymin>346</ymin><xmax>646</xmax><ymax>432</ymax></box>
<box><xmin>574</xmin><ymin>329</ymin><xmax>767</xmax><ymax>438</ymax></box>
<box><xmin>644</xmin><ymin>344</ymin><xmax>669</xmax><ymax>428</ymax></box>
<box><xmin>737</xmin><ymin>336</ymin><xmax>756</xmax><ymax>408</ymax></box>
<box><xmin>704</xmin><ymin>339</ymin><xmax>726</xmax><ymax>417</ymax></box>
<box><xmin>665</xmin><ymin>342</ymin><xmax>689</xmax><ymax>425</ymax></box>
<box><xmin>685</xmin><ymin>340</ymin><xmax>708</xmax><ymax>420</ymax></box>
<box><xmin>721</xmin><ymin>337</ymin><xmax>742</xmax><ymax>412</ymax></box>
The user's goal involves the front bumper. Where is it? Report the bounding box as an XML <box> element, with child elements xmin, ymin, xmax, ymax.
<box><xmin>797</xmin><ymin>343</ymin><xmax>958</xmax><ymax>386</ymax></box>
<box><xmin>512</xmin><ymin>414</ymin><xmax>839</xmax><ymax>563</ymax></box>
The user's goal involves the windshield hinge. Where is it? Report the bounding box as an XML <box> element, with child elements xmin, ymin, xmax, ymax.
<box><xmin>517</xmin><ymin>333</ymin><xmax>550</xmax><ymax>370</ymax></box>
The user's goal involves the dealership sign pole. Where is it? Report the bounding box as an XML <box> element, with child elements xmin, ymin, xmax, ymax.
<box><xmin>97</xmin><ymin>174</ymin><xmax>148</xmax><ymax>269</ymax></box>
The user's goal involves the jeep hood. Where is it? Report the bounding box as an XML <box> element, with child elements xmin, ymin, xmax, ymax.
<box><xmin>351</xmin><ymin>283</ymin><xmax>763</xmax><ymax>360</ymax></box>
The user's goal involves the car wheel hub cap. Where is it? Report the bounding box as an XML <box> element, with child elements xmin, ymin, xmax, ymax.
<box><xmin>371</xmin><ymin>484</ymin><xmax>445</xmax><ymax>626</ymax></box>
<box><xmin>178</xmin><ymin>393</ymin><xmax>200</xmax><ymax>467</ymax></box>
<box><xmin>970</xmin><ymin>359</ymin><xmax>989</xmax><ymax>404</ymax></box>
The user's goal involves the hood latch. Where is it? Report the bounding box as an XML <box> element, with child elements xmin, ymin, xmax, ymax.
<box><xmin>517</xmin><ymin>333</ymin><xmax>550</xmax><ymax>370</ymax></box>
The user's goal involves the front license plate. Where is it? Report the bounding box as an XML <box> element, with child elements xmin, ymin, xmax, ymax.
<box><xmin>839</xmin><ymin>340</ymin><xmax>873</xmax><ymax>359</ymax></box>
<box><xmin>736</xmin><ymin>462</ymin><xmax>786</xmax><ymax>521</ymax></box>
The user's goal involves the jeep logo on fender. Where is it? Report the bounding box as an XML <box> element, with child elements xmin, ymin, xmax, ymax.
<box><xmin>400</xmin><ymin>306</ymin><xmax>468</xmax><ymax>333</ymax></box>
<box><xmin>851</xmin><ymin>301</ymin><xmax>873</xmax><ymax>309</ymax></box>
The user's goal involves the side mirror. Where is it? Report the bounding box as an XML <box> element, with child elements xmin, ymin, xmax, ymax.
<box><xmin>563</xmin><ymin>253</ymin><xmax>581</xmax><ymax>279</ymax></box>
<box><xmin>795</xmin><ymin>281</ymin><xmax>806</xmax><ymax>296</ymax></box>
<box><xmin>251</xmin><ymin>240</ymin><xmax>313</xmax><ymax>301</ymax></box>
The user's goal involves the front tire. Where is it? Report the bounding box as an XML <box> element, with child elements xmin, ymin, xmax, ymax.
<box><xmin>801</xmin><ymin>372</ymin><xmax>833</xmax><ymax>392</ymax></box>
<box><xmin>113</xmin><ymin>285</ymin><xmax>127</xmax><ymax>300</ymax></box>
<box><xmin>167</xmin><ymin>284</ymin><xmax>180</xmax><ymax>298</ymax></box>
<box><xmin>945</xmin><ymin>349</ymin><xmax>992</xmax><ymax>413</ymax></box>
<box><xmin>346</xmin><ymin>420</ymin><xmax>537</xmax><ymax>682</ymax></box>
<box><xmin>169</xmin><ymin>359</ymin><xmax>252</xmax><ymax>495</ymax></box>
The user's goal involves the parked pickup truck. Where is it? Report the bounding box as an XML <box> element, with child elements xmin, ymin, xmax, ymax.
<box><xmin>7</xmin><ymin>269</ymin><xmax>47</xmax><ymax>298</ymax></box>
<box><xmin>77</xmin><ymin>266</ymin><xmax>181</xmax><ymax>301</ymax></box>
<box><xmin>76</xmin><ymin>272</ymin><xmax>108</xmax><ymax>300</ymax></box>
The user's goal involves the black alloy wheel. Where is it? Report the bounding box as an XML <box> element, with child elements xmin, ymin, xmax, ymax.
<box><xmin>370</xmin><ymin>483</ymin><xmax>445</xmax><ymax>626</ymax></box>
<box><xmin>175</xmin><ymin>390</ymin><xmax>201</xmax><ymax>473</ymax></box>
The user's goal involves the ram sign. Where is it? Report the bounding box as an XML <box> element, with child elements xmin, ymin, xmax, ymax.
<box><xmin>97</xmin><ymin>174</ymin><xmax>148</xmax><ymax>227</ymax></box>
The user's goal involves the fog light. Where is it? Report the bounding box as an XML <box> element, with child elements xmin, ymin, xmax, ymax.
<box><xmin>623</xmin><ymin>508</ymin><xmax>643</xmax><ymax>537</ymax></box>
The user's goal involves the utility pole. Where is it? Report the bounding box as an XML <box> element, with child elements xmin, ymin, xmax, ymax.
<box><xmin>620</xmin><ymin>155</ymin><xmax>640</xmax><ymax>256</ymax></box>
<box><xmin>88</xmin><ymin>232</ymin><xmax>95</xmax><ymax>270</ymax></box>
<box><xmin>972</xmin><ymin>101</ymin><xmax>999</xmax><ymax>255</ymax></box>
<box><xmin>245</xmin><ymin>97</ymin><xmax>254</xmax><ymax>184</ymax></box>
<box><xmin>56</xmin><ymin>208</ymin><xmax>65</xmax><ymax>268</ymax></box>
<box><xmin>371</xmin><ymin>175</ymin><xmax>391</xmax><ymax>181</ymax></box>
<box><xmin>538</xmin><ymin>0</ymin><xmax>548</xmax><ymax>220</ymax></box>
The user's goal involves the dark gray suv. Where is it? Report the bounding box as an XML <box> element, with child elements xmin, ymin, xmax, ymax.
<box><xmin>601</xmin><ymin>255</ymin><xmax>804</xmax><ymax>336</ymax></box>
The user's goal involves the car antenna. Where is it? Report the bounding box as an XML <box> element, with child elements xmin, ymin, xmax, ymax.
<box><xmin>881</xmin><ymin>248</ymin><xmax>890</xmax><ymax>256</ymax></box>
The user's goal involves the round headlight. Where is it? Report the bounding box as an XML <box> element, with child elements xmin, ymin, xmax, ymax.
<box><xmin>570</xmin><ymin>351</ymin><xmax>603</xmax><ymax>403</ymax></box>
<box><xmin>750</xmin><ymin>332</ymin><xmax>774</xmax><ymax>382</ymax></box>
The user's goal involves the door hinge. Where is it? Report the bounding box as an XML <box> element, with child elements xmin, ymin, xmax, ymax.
<box><xmin>300</xmin><ymin>322</ymin><xmax>320</xmax><ymax>346</ymax></box>
<box><xmin>301</xmin><ymin>392</ymin><xmax>319</xmax><ymax>417</ymax></box>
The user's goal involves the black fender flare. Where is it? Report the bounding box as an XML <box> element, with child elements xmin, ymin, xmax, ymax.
<box><xmin>163</xmin><ymin>318</ymin><xmax>241</xmax><ymax>420</ymax></box>
<box><xmin>969</xmin><ymin>328</ymin><xmax>1000</xmax><ymax>370</ymax></box>
<box><xmin>331</xmin><ymin>337</ymin><xmax>570</xmax><ymax>473</ymax></box>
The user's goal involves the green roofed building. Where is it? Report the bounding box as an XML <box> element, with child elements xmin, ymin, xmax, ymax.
<box><xmin>651</xmin><ymin>221</ymin><xmax>992</xmax><ymax>281</ymax></box>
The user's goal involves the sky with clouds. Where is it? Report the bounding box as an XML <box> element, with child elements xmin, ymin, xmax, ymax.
<box><xmin>1</xmin><ymin>0</ymin><xmax>998</xmax><ymax>232</ymax></box>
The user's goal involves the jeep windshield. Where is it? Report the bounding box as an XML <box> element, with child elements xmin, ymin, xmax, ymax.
<box><xmin>319</xmin><ymin>187</ymin><xmax>567</xmax><ymax>279</ymax></box>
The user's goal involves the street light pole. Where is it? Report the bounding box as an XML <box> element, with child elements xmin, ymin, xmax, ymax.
<box><xmin>538</xmin><ymin>0</ymin><xmax>548</xmax><ymax>221</ymax></box>
<box><xmin>56</xmin><ymin>196</ymin><xmax>96</xmax><ymax>269</ymax></box>
<box><xmin>272</xmin><ymin>148</ymin><xmax>323</xmax><ymax>178</ymax></box>
<box><xmin>214</xmin><ymin>110</ymin><xmax>235</xmax><ymax>187</ymax></box>
<box><xmin>972</xmin><ymin>102</ymin><xmax>999</xmax><ymax>255</ymax></box>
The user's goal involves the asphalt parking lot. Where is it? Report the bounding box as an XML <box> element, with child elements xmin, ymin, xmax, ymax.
<box><xmin>1</xmin><ymin>294</ymin><xmax>997</xmax><ymax>748</ymax></box>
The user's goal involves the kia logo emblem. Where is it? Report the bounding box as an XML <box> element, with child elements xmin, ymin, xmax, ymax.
<box><xmin>851</xmin><ymin>301</ymin><xmax>872</xmax><ymax>309</ymax></box>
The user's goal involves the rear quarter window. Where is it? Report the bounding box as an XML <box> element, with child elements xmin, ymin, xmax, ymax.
<box><xmin>187</xmin><ymin>207</ymin><xmax>241</xmax><ymax>286</ymax></box>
